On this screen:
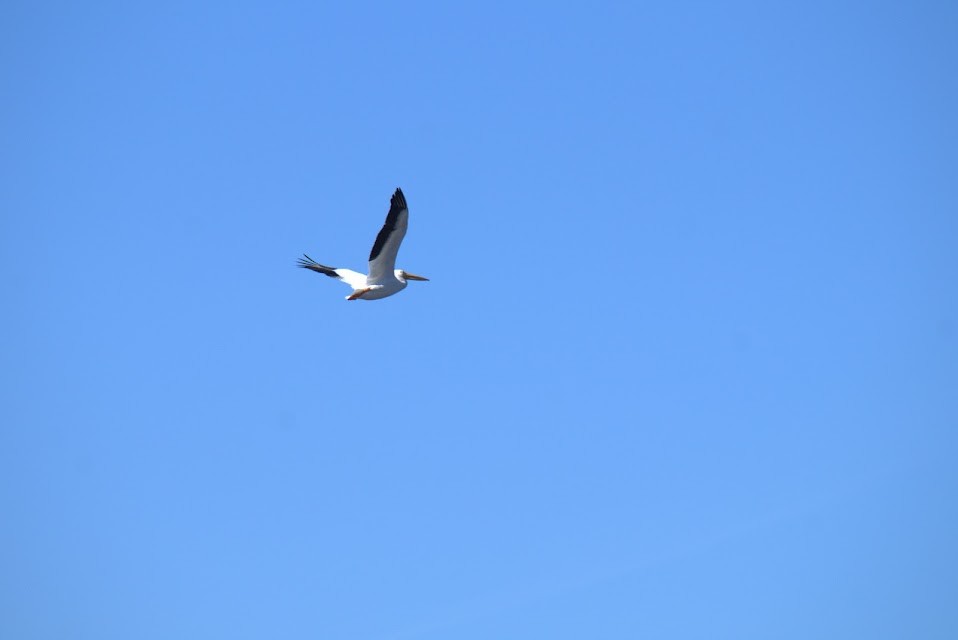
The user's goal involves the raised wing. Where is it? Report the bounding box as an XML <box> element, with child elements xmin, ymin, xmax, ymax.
<box><xmin>366</xmin><ymin>188</ymin><xmax>409</xmax><ymax>285</ymax></box>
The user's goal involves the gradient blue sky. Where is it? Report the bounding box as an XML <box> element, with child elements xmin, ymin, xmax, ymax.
<box><xmin>2</xmin><ymin>2</ymin><xmax>957</xmax><ymax>638</ymax></box>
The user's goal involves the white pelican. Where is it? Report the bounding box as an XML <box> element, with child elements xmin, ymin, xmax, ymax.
<box><xmin>298</xmin><ymin>188</ymin><xmax>429</xmax><ymax>301</ymax></box>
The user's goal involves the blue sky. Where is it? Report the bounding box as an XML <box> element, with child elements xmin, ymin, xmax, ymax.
<box><xmin>2</xmin><ymin>1</ymin><xmax>956</xmax><ymax>638</ymax></box>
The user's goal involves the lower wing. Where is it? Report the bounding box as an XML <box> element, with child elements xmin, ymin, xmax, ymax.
<box><xmin>297</xmin><ymin>255</ymin><xmax>366</xmax><ymax>289</ymax></box>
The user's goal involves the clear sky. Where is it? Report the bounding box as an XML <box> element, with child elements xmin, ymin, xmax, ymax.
<box><xmin>2</xmin><ymin>1</ymin><xmax>957</xmax><ymax>638</ymax></box>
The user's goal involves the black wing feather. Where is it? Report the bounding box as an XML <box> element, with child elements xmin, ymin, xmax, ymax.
<box><xmin>368</xmin><ymin>188</ymin><xmax>407</xmax><ymax>262</ymax></box>
<box><xmin>297</xmin><ymin>254</ymin><xmax>339</xmax><ymax>278</ymax></box>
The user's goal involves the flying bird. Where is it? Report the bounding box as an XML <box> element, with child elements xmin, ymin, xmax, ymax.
<box><xmin>298</xmin><ymin>188</ymin><xmax>429</xmax><ymax>301</ymax></box>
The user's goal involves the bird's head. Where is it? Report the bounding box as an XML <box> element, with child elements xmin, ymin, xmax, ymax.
<box><xmin>396</xmin><ymin>269</ymin><xmax>429</xmax><ymax>283</ymax></box>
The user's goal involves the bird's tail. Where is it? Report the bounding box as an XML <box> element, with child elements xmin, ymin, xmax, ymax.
<box><xmin>297</xmin><ymin>254</ymin><xmax>338</xmax><ymax>278</ymax></box>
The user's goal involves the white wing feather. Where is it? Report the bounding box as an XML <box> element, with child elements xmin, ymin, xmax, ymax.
<box><xmin>333</xmin><ymin>269</ymin><xmax>367</xmax><ymax>289</ymax></box>
<box><xmin>366</xmin><ymin>189</ymin><xmax>409</xmax><ymax>285</ymax></box>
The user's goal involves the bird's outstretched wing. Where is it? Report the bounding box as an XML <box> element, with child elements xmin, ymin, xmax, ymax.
<box><xmin>366</xmin><ymin>188</ymin><xmax>409</xmax><ymax>285</ymax></box>
<box><xmin>297</xmin><ymin>255</ymin><xmax>366</xmax><ymax>289</ymax></box>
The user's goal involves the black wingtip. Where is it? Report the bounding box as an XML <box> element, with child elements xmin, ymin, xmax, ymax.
<box><xmin>391</xmin><ymin>188</ymin><xmax>406</xmax><ymax>210</ymax></box>
<box><xmin>296</xmin><ymin>254</ymin><xmax>339</xmax><ymax>278</ymax></box>
<box><xmin>296</xmin><ymin>253</ymin><xmax>314</xmax><ymax>268</ymax></box>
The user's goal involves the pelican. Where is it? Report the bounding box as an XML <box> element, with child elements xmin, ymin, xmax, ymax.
<box><xmin>297</xmin><ymin>188</ymin><xmax>429</xmax><ymax>301</ymax></box>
